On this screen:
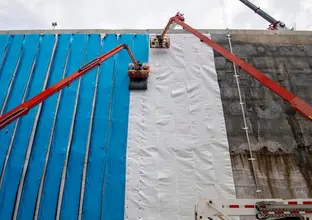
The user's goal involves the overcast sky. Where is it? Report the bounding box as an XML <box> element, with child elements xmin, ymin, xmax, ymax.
<box><xmin>0</xmin><ymin>0</ymin><xmax>311</xmax><ymax>30</ymax></box>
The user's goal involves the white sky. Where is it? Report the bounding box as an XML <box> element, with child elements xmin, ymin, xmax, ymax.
<box><xmin>0</xmin><ymin>0</ymin><xmax>311</xmax><ymax>30</ymax></box>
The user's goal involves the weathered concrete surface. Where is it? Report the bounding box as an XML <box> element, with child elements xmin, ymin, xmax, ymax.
<box><xmin>211</xmin><ymin>32</ymin><xmax>312</xmax><ymax>199</ymax></box>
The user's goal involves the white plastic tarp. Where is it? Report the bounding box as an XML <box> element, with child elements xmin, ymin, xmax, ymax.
<box><xmin>125</xmin><ymin>34</ymin><xmax>236</xmax><ymax>220</ymax></box>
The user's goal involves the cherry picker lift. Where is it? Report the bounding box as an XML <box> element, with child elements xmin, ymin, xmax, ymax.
<box><xmin>150</xmin><ymin>13</ymin><xmax>312</xmax><ymax>121</ymax></box>
<box><xmin>0</xmin><ymin>44</ymin><xmax>150</xmax><ymax>130</ymax></box>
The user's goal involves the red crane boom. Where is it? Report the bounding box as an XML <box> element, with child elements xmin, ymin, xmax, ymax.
<box><xmin>150</xmin><ymin>13</ymin><xmax>312</xmax><ymax>121</ymax></box>
<box><xmin>0</xmin><ymin>44</ymin><xmax>150</xmax><ymax>130</ymax></box>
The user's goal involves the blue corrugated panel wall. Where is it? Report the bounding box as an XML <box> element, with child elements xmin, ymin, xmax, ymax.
<box><xmin>0</xmin><ymin>33</ymin><xmax>149</xmax><ymax>220</ymax></box>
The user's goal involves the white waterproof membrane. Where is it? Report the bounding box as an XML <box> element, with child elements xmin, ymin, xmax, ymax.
<box><xmin>125</xmin><ymin>34</ymin><xmax>236</xmax><ymax>220</ymax></box>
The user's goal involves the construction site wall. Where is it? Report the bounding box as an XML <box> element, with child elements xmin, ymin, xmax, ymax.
<box><xmin>0</xmin><ymin>30</ymin><xmax>311</xmax><ymax>219</ymax></box>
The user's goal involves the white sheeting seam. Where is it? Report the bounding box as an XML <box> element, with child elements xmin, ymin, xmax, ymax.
<box><xmin>125</xmin><ymin>34</ymin><xmax>236</xmax><ymax>220</ymax></box>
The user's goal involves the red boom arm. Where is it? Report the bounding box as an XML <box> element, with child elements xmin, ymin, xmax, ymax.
<box><xmin>0</xmin><ymin>44</ymin><xmax>140</xmax><ymax>130</ymax></box>
<box><xmin>162</xmin><ymin>13</ymin><xmax>312</xmax><ymax>121</ymax></box>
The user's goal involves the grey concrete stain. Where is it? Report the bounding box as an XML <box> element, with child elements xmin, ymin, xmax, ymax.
<box><xmin>212</xmin><ymin>32</ymin><xmax>312</xmax><ymax>199</ymax></box>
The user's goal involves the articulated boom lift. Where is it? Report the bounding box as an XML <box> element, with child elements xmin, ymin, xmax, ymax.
<box><xmin>0</xmin><ymin>44</ymin><xmax>150</xmax><ymax>130</ymax></box>
<box><xmin>150</xmin><ymin>13</ymin><xmax>312</xmax><ymax>121</ymax></box>
<box><xmin>195</xmin><ymin>198</ymin><xmax>312</xmax><ymax>220</ymax></box>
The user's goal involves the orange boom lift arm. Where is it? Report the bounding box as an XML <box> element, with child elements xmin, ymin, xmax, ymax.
<box><xmin>0</xmin><ymin>44</ymin><xmax>150</xmax><ymax>130</ymax></box>
<box><xmin>150</xmin><ymin>13</ymin><xmax>312</xmax><ymax>121</ymax></box>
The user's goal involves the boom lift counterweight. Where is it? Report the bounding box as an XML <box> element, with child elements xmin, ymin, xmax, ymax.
<box><xmin>0</xmin><ymin>44</ymin><xmax>150</xmax><ymax>130</ymax></box>
<box><xmin>150</xmin><ymin>13</ymin><xmax>312</xmax><ymax>121</ymax></box>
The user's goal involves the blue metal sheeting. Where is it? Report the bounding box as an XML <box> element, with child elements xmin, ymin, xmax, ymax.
<box><xmin>0</xmin><ymin>33</ymin><xmax>149</xmax><ymax>220</ymax></box>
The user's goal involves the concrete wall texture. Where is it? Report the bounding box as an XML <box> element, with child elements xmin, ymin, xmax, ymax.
<box><xmin>0</xmin><ymin>29</ymin><xmax>311</xmax><ymax>219</ymax></box>
<box><xmin>210</xmin><ymin>31</ymin><xmax>312</xmax><ymax>199</ymax></box>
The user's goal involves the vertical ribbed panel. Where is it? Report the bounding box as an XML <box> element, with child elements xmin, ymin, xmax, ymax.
<box><xmin>38</xmin><ymin>34</ymin><xmax>87</xmax><ymax>220</ymax></box>
<box><xmin>0</xmin><ymin>34</ymin><xmax>40</xmax><ymax>220</ymax></box>
<box><xmin>0</xmin><ymin>35</ymin><xmax>12</xmax><ymax>73</ymax></box>
<box><xmin>13</xmin><ymin>34</ymin><xmax>56</xmax><ymax>220</ymax></box>
<box><xmin>0</xmin><ymin>35</ymin><xmax>25</xmax><ymax>171</ymax></box>
<box><xmin>101</xmin><ymin>34</ymin><xmax>134</xmax><ymax>220</ymax></box>
<box><xmin>17</xmin><ymin>34</ymin><xmax>58</xmax><ymax>220</ymax></box>
<box><xmin>59</xmin><ymin>34</ymin><xmax>100</xmax><ymax>220</ymax></box>
<box><xmin>0</xmin><ymin>33</ymin><xmax>148</xmax><ymax>220</ymax></box>
<box><xmin>81</xmin><ymin>34</ymin><xmax>117</xmax><ymax>220</ymax></box>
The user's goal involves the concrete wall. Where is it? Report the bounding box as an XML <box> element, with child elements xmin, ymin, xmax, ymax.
<box><xmin>210</xmin><ymin>31</ymin><xmax>312</xmax><ymax>199</ymax></box>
